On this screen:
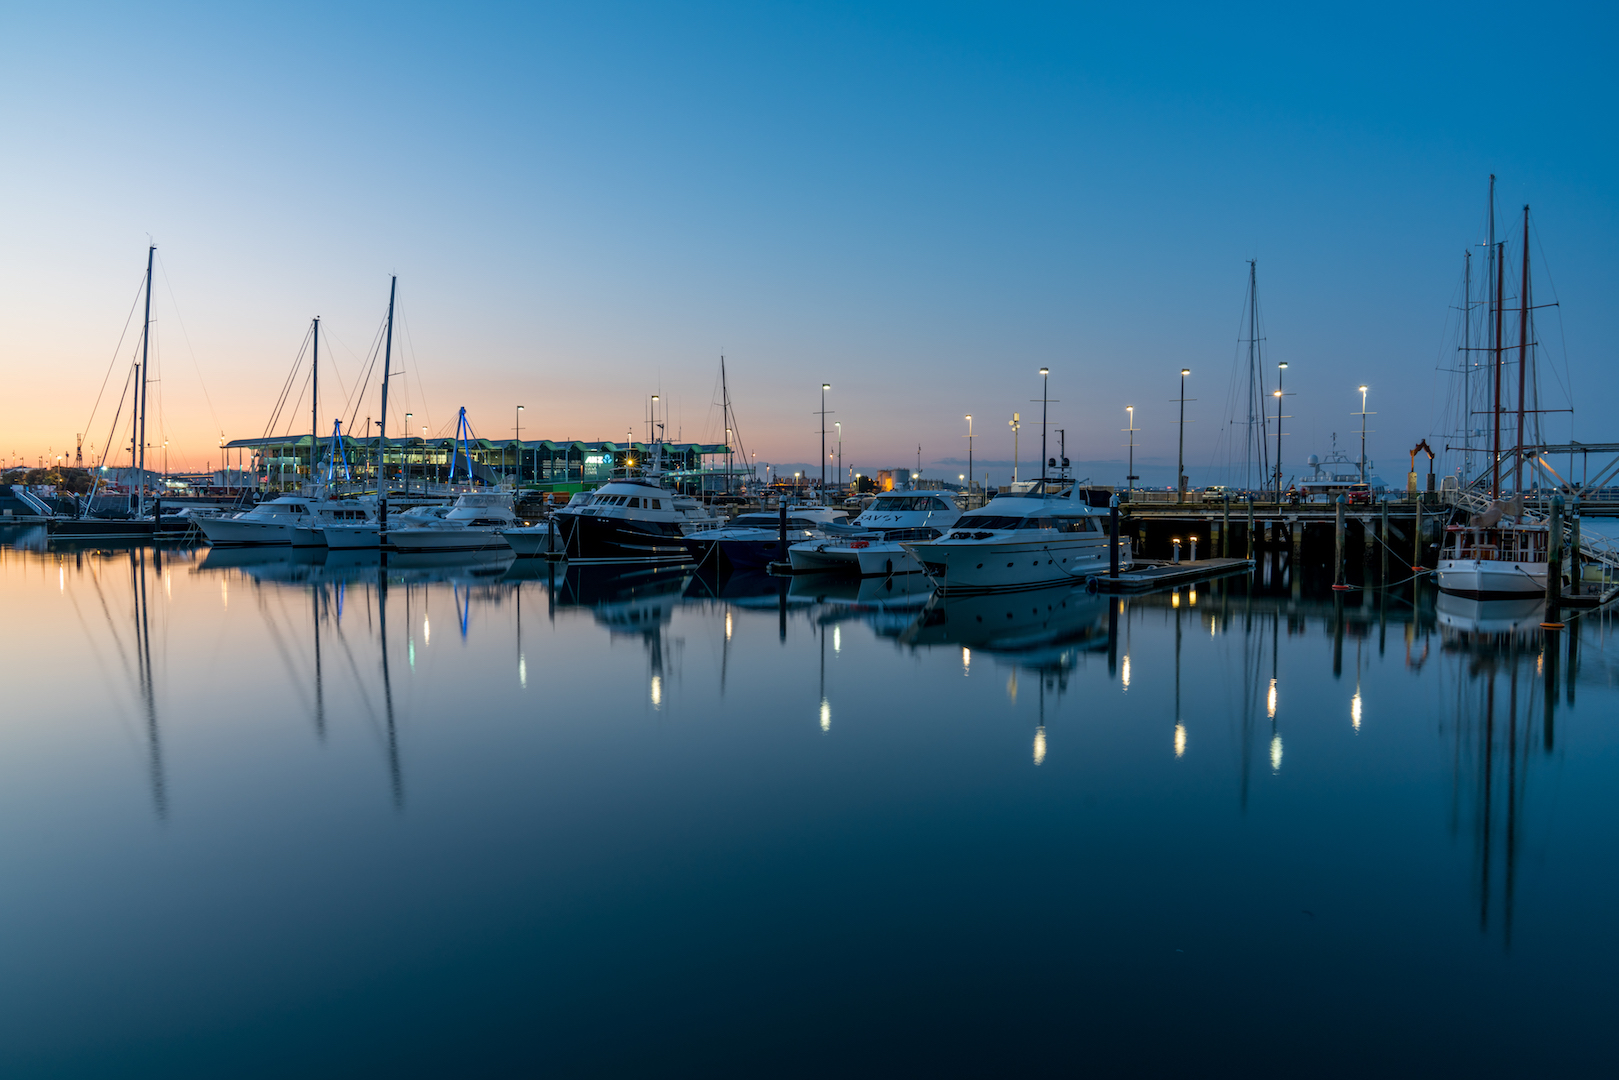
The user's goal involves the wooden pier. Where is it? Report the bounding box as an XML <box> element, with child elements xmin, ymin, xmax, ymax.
<box><xmin>1093</xmin><ymin>557</ymin><xmax>1253</xmax><ymax>593</ymax></box>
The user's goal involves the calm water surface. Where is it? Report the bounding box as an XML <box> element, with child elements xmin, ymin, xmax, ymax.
<box><xmin>2</xmin><ymin>531</ymin><xmax>1617</xmax><ymax>1077</ymax></box>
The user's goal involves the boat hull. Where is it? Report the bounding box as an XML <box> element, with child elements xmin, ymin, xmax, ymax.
<box><xmin>552</xmin><ymin>512</ymin><xmax>691</xmax><ymax>564</ymax></box>
<box><xmin>387</xmin><ymin>526</ymin><xmax>509</xmax><ymax>554</ymax></box>
<box><xmin>290</xmin><ymin>526</ymin><xmax>327</xmax><ymax>548</ymax></box>
<box><xmin>787</xmin><ymin>540</ymin><xmax>921</xmax><ymax>576</ymax></box>
<box><xmin>501</xmin><ymin>525</ymin><xmax>555</xmax><ymax>556</ymax></box>
<box><xmin>197</xmin><ymin>517</ymin><xmax>293</xmax><ymax>546</ymax></box>
<box><xmin>321</xmin><ymin>525</ymin><xmax>382</xmax><ymax>550</ymax></box>
<box><xmin>1436</xmin><ymin>559</ymin><xmax>1549</xmax><ymax>599</ymax></box>
<box><xmin>903</xmin><ymin>536</ymin><xmax>1123</xmax><ymax>593</ymax></box>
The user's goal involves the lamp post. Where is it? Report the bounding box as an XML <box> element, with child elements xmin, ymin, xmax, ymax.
<box><xmin>649</xmin><ymin>395</ymin><xmax>659</xmax><ymax>445</ymax></box>
<box><xmin>1038</xmin><ymin>369</ymin><xmax>1050</xmax><ymax>483</ymax></box>
<box><xmin>1125</xmin><ymin>406</ymin><xmax>1137</xmax><ymax>496</ymax></box>
<box><xmin>1355</xmin><ymin>386</ymin><xmax>1372</xmax><ymax>484</ymax></box>
<box><xmin>515</xmin><ymin>405</ymin><xmax>524</xmax><ymax>487</ymax></box>
<box><xmin>964</xmin><ymin>415</ymin><xmax>974</xmax><ymax>503</ymax></box>
<box><xmin>1275</xmin><ymin>361</ymin><xmax>1288</xmax><ymax>500</ymax></box>
<box><xmin>404</xmin><ymin>413</ymin><xmax>413</xmax><ymax>493</ymax></box>
<box><xmin>819</xmin><ymin>383</ymin><xmax>831</xmax><ymax>495</ymax></box>
<box><xmin>1008</xmin><ymin>412</ymin><xmax>1020</xmax><ymax>486</ymax></box>
<box><xmin>1178</xmin><ymin>369</ymin><xmax>1190</xmax><ymax>500</ymax></box>
<box><xmin>835</xmin><ymin>422</ymin><xmax>842</xmax><ymax>491</ymax></box>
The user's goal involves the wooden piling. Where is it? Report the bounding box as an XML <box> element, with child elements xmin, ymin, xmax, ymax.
<box><xmin>1332</xmin><ymin>496</ymin><xmax>1347</xmax><ymax>590</ymax></box>
<box><xmin>1380</xmin><ymin>500</ymin><xmax>1389</xmax><ymax>582</ymax></box>
<box><xmin>1221</xmin><ymin>494</ymin><xmax>1231</xmax><ymax>558</ymax></box>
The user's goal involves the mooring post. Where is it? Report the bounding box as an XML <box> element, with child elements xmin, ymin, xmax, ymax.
<box><xmin>1246</xmin><ymin>497</ymin><xmax>1255</xmax><ymax>560</ymax></box>
<box><xmin>1290</xmin><ymin>518</ymin><xmax>1302</xmax><ymax>568</ymax></box>
<box><xmin>1222</xmin><ymin>494</ymin><xmax>1231</xmax><ymax>558</ymax></box>
<box><xmin>1109</xmin><ymin>495</ymin><xmax>1120</xmax><ymax>578</ymax></box>
<box><xmin>1333</xmin><ymin>496</ymin><xmax>1348</xmax><ymax>590</ymax></box>
<box><xmin>1569</xmin><ymin>497</ymin><xmax>1582</xmax><ymax>598</ymax></box>
<box><xmin>1542</xmin><ymin>494</ymin><xmax>1564</xmax><ymax>628</ymax></box>
<box><xmin>1380</xmin><ymin>499</ymin><xmax>1389</xmax><ymax>583</ymax></box>
<box><xmin>1412</xmin><ymin>494</ymin><xmax>1424</xmax><ymax>570</ymax></box>
<box><xmin>778</xmin><ymin>502</ymin><xmax>788</xmax><ymax>563</ymax></box>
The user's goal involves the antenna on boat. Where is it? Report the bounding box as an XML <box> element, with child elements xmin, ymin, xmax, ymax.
<box><xmin>378</xmin><ymin>276</ymin><xmax>397</xmax><ymax>535</ymax></box>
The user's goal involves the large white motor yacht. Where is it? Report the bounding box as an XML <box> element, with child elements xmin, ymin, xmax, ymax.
<box><xmin>198</xmin><ymin>495</ymin><xmax>376</xmax><ymax>546</ymax></box>
<box><xmin>387</xmin><ymin>492</ymin><xmax>517</xmax><ymax>553</ymax></box>
<box><xmin>787</xmin><ymin>491</ymin><xmax>961</xmax><ymax>576</ymax></box>
<box><xmin>549</xmin><ymin>480</ymin><xmax>720</xmax><ymax>563</ymax></box>
<box><xmin>682</xmin><ymin>505</ymin><xmax>850</xmax><ymax>572</ymax></box>
<box><xmin>901</xmin><ymin>480</ymin><xmax>1130</xmax><ymax>593</ymax></box>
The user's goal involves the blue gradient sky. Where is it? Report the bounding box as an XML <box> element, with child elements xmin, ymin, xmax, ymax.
<box><xmin>2</xmin><ymin>2</ymin><xmax>1614</xmax><ymax>485</ymax></box>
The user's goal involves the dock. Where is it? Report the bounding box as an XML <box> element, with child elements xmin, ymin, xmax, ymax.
<box><xmin>1092</xmin><ymin>557</ymin><xmax>1254</xmax><ymax>593</ymax></box>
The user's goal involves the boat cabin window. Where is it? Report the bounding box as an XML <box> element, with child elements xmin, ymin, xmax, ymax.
<box><xmin>1056</xmin><ymin>517</ymin><xmax>1099</xmax><ymax>533</ymax></box>
<box><xmin>958</xmin><ymin>515</ymin><xmax>1024</xmax><ymax>530</ymax></box>
<box><xmin>651</xmin><ymin>499</ymin><xmax>662</xmax><ymax>509</ymax></box>
<box><xmin>628</xmin><ymin>497</ymin><xmax>641</xmax><ymax>508</ymax></box>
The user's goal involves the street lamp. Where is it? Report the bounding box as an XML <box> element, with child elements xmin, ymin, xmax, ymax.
<box><xmin>834</xmin><ymin>421</ymin><xmax>841</xmax><ymax>491</ymax></box>
<box><xmin>820</xmin><ymin>383</ymin><xmax>831</xmax><ymax>495</ymax></box>
<box><xmin>1124</xmin><ymin>406</ymin><xmax>1137</xmax><ymax>496</ymax></box>
<box><xmin>516</xmin><ymin>405</ymin><xmax>524</xmax><ymax>487</ymax></box>
<box><xmin>1355</xmin><ymin>386</ymin><xmax>1372</xmax><ymax>485</ymax></box>
<box><xmin>1038</xmin><ymin>369</ymin><xmax>1050</xmax><ymax>484</ymax></box>
<box><xmin>649</xmin><ymin>395</ymin><xmax>659</xmax><ymax>445</ymax></box>
<box><xmin>1177</xmin><ymin>369</ymin><xmax>1191</xmax><ymax>500</ymax></box>
<box><xmin>1275</xmin><ymin>362</ymin><xmax>1288</xmax><ymax>500</ymax></box>
<box><xmin>404</xmin><ymin>413</ymin><xmax>413</xmax><ymax>492</ymax></box>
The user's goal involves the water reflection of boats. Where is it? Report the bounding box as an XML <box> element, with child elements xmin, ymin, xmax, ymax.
<box><xmin>197</xmin><ymin>544</ymin><xmax>514</xmax><ymax>584</ymax></box>
<box><xmin>1435</xmin><ymin>593</ymin><xmax>1545</xmax><ymax>643</ymax></box>
<box><xmin>900</xmin><ymin>582</ymin><xmax>1109</xmax><ymax>655</ymax></box>
<box><xmin>789</xmin><ymin>571</ymin><xmax>934</xmax><ymax>611</ymax></box>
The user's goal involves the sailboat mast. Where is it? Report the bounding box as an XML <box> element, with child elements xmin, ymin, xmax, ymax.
<box><xmin>1248</xmin><ymin>260</ymin><xmax>1260</xmax><ymax>489</ymax></box>
<box><xmin>311</xmin><ymin>316</ymin><xmax>320</xmax><ymax>491</ymax></box>
<box><xmin>1492</xmin><ymin>240</ymin><xmax>1504</xmax><ymax>497</ymax></box>
<box><xmin>137</xmin><ymin>245</ymin><xmax>154</xmax><ymax>517</ymax></box>
<box><xmin>1462</xmin><ymin>250</ymin><xmax>1472</xmax><ymax>484</ymax></box>
<box><xmin>721</xmin><ymin>355</ymin><xmax>732</xmax><ymax>493</ymax></box>
<box><xmin>1515</xmin><ymin>205</ymin><xmax>1530</xmax><ymax>494</ymax></box>
<box><xmin>378</xmin><ymin>276</ymin><xmax>397</xmax><ymax>531</ymax></box>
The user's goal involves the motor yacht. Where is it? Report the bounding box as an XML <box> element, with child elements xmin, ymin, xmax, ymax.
<box><xmin>548</xmin><ymin>478</ymin><xmax>721</xmax><ymax>563</ymax></box>
<box><xmin>786</xmin><ymin>490</ymin><xmax>961</xmax><ymax>576</ymax></box>
<box><xmin>198</xmin><ymin>495</ymin><xmax>376</xmax><ymax>546</ymax></box>
<box><xmin>682</xmin><ymin>506</ymin><xmax>849</xmax><ymax>572</ymax></box>
<box><xmin>386</xmin><ymin>492</ymin><xmax>517</xmax><ymax>553</ymax></box>
<box><xmin>321</xmin><ymin>504</ymin><xmax>447</xmax><ymax>550</ymax></box>
<box><xmin>901</xmin><ymin>480</ymin><xmax>1130</xmax><ymax>593</ymax></box>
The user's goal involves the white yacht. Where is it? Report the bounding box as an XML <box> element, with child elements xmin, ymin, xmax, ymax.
<box><xmin>901</xmin><ymin>480</ymin><xmax>1130</xmax><ymax>593</ymax></box>
<box><xmin>387</xmin><ymin>492</ymin><xmax>517</xmax><ymax>553</ymax></box>
<box><xmin>198</xmin><ymin>495</ymin><xmax>376</xmax><ymax>546</ymax></box>
<box><xmin>787</xmin><ymin>491</ymin><xmax>961</xmax><ymax>576</ymax></box>
<box><xmin>682</xmin><ymin>505</ymin><xmax>849</xmax><ymax>572</ymax></box>
<box><xmin>549</xmin><ymin>479</ymin><xmax>721</xmax><ymax>563</ymax></box>
<box><xmin>321</xmin><ymin>504</ymin><xmax>447</xmax><ymax>550</ymax></box>
<box><xmin>501</xmin><ymin>519</ymin><xmax>556</xmax><ymax>556</ymax></box>
<box><xmin>1437</xmin><ymin>502</ymin><xmax>1551</xmax><ymax>599</ymax></box>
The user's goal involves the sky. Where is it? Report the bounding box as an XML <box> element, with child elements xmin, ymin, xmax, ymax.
<box><xmin>1</xmin><ymin>1</ymin><xmax>1615</xmax><ymax>487</ymax></box>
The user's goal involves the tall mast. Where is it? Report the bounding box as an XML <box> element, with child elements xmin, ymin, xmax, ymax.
<box><xmin>311</xmin><ymin>316</ymin><xmax>320</xmax><ymax>492</ymax></box>
<box><xmin>137</xmin><ymin>245</ymin><xmax>154</xmax><ymax>517</ymax></box>
<box><xmin>1515</xmin><ymin>205</ymin><xmax>1530</xmax><ymax>494</ymax></box>
<box><xmin>1247</xmin><ymin>260</ymin><xmax>1261</xmax><ymax>489</ymax></box>
<box><xmin>1462</xmin><ymin>250</ymin><xmax>1472</xmax><ymax>484</ymax></box>
<box><xmin>721</xmin><ymin>355</ymin><xmax>732</xmax><ymax>493</ymax></box>
<box><xmin>379</xmin><ymin>277</ymin><xmax>397</xmax><ymax>532</ymax></box>
<box><xmin>1492</xmin><ymin>240</ymin><xmax>1504</xmax><ymax>498</ymax></box>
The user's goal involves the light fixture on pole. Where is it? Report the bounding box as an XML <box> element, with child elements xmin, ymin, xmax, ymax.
<box><xmin>835</xmin><ymin>421</ymin><xmax>841</xmax><ymax>491</ymax></box>
<box><xmin>649</xmin><ymin>395</ymin><xmax>659</xmax><ymax>445</ymax></box>
<box><xmin>819</xmin><ymin>383</ymin><xmax>832</xmax><ymax>495</ymax></box>
<box><xmin>1037</xmin><ymin>369</ymin><xmax>1050</xmax><ymax>483</ymax></box>
<box><xmin>1124</xmin><ymin>406</ymin><xmax>1138</xmax><ymax>496</ymax></box>
<box><xmin>1177</xmin><ymin>369</ymin><xmax>1191</xmax><ymax>501</ymax></box>
<box><xmin>1274</xmin><ymin>362</ymin><xmax>1289</xmax><ymax>500</ymax></box>
<box><xmin>1355</xmin><ymin>386</ymin><xmax>1373</xmax><ymax>485</ymax></box>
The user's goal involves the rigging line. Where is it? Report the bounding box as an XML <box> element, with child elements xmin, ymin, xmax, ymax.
<box><xmin>155</xmin><ymin>251</ymin><xmax>224</xmax><ymax>436</ymax></box>
<box><xmin>81</xmin><ymin>272</ymin><xmax>149</xmax><ymax>453</ymax></box>
<box><xmin>316</xmin><ymin>323</ymin><xmax>361</xmax><ymax>416</ymax></box>
<box><xmin>344</xmin><ymin>308</ymin><xmax>390</xmax><ymax>439</ymax></box>
<box><xmin>261</xmin><ymin>325</ymin><xmax>313</xmax><ymax>439</ymax></box>
<box><xmin>399</xmin><ymin>311</ymin><xmax>434</xmax><ymax>439</ymax></box>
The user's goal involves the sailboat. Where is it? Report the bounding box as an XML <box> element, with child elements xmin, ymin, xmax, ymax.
<box><xmin>1437</xmin><ymin>184</ymin><xmax>1558</xmax><ymax>599</ymax></box>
